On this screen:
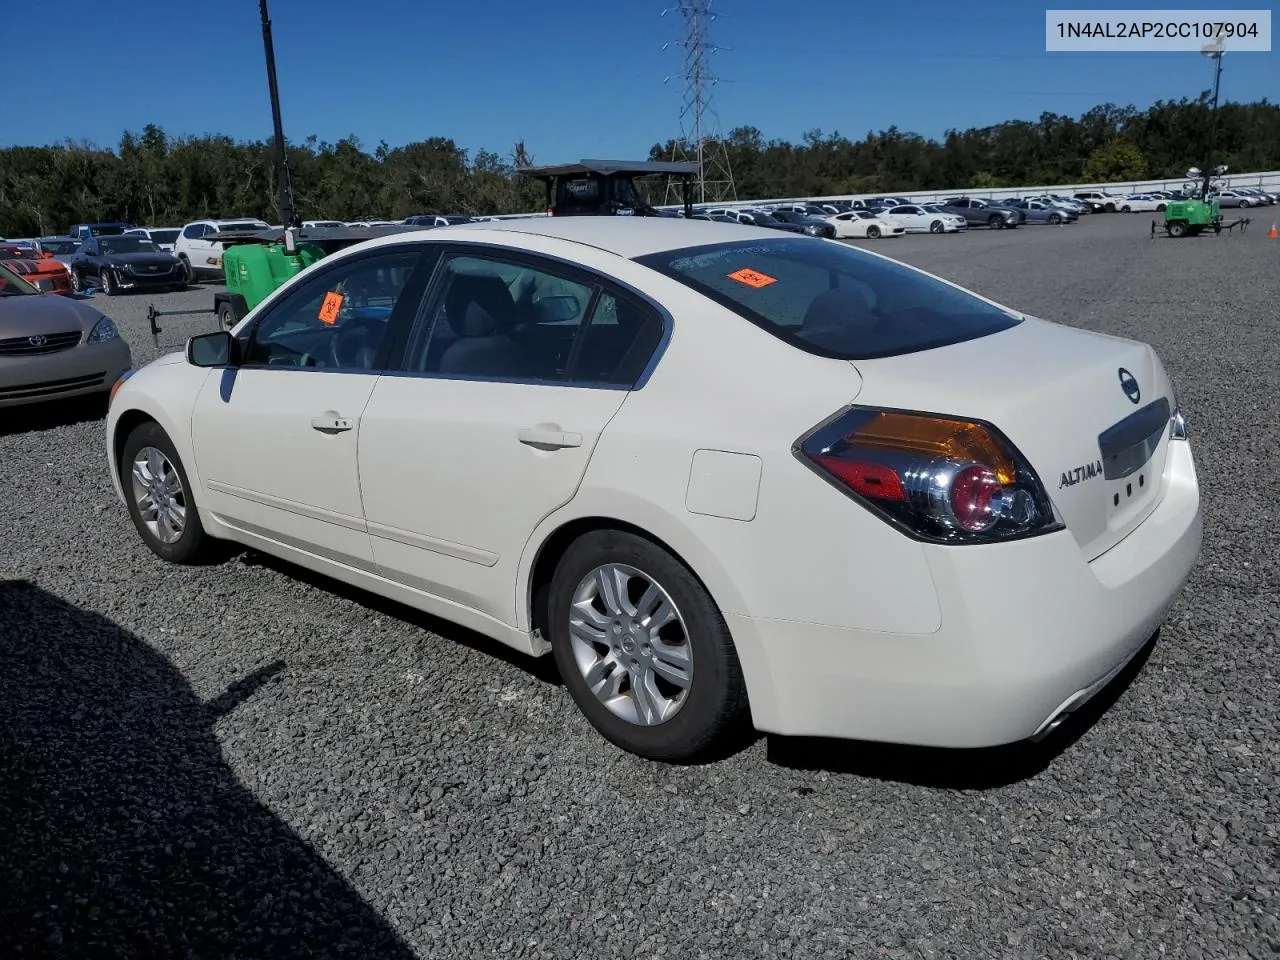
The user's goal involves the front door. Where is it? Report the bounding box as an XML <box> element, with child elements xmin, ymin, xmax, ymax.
<box><xmin>357</xmin><ymin>247</ymin><xmax>667</xmax><ymax>626</ymax></box>
<box><xmin>190</xmin><ymin>246</ymin><xmax>431</xmax><ymax>570</ymax></box>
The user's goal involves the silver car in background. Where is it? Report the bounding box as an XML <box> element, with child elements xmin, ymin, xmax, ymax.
<box><xmin>0</xmin><ymin>264</ymin><xmax>131</xmax><ymax>408</ymax></box>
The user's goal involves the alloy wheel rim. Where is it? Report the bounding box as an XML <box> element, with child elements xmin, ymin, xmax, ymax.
<box><xmin>568</xmin><ymin>563</ymin><xmax>693</xmax><ymax>726</ymax></box>
<box><xmin>130</xmin><ymin>446</ymin><xmax>186</xmax><ymax>544</ymax></box>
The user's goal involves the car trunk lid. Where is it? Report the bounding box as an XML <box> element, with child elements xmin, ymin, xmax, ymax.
<box><xmin>851</xmin><ymin>317</ymin><xmax>1175</xmax><ymax>561</ymax></box>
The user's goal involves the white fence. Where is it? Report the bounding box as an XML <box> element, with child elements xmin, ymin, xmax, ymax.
<box><xmin>655</xmin><ymin>169</ymin><xmax>1280</xmax><ymax>212</ymax></box>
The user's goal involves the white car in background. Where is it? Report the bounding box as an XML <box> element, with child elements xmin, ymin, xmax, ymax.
<box><xmin>876</xmin><ymin>203</ymin><xmax>963</xmax><ymax>234</ymax></box>
<box><xmin>1118</xmin><ymin>195</ymin><xmax>1167</xmax><ymax>213</ymax></box>
<box><xmin>124</xmin><ymin>227</ymin><xmax>181</xmax><ymax>253</ymax></box>
<box><xmin>920</xmin><ymin>204</ymin><xmax>969</xmax><ymax>230</ymax></box>
<box><xmin>105</xmin><ymin>217</ymin><xmax>1202</xmax><ymax>763</ymax></box>
<box><xmin>826</xmin><ymin>210</ymin><xmax>904</xmax><ymax>239</ymax></box>
<box><xmin>173</xmin><ymin>218</ymin><xmax>271</xmax><ymax>282</ymax></box>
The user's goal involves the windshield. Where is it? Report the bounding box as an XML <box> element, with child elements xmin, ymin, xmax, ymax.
<box><xmin>0</xmin><ymin>263</ymin><xmax>37</xmax><ymax>296</ymax></box>
<box><xmin>634</xmin><ymin>237</ymin><xmax>1022</xmax><ymax>361</ymax></box>
<box><xmin>99</xmin><ymin>237</ymin><xmax>160</xmax><ymax>255</ymax></box>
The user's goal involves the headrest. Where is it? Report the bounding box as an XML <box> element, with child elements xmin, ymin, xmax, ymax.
<box><xmin>459</xmin><ymin>301</ymin><xmax>499</xmax><ymax>337</ymax></box>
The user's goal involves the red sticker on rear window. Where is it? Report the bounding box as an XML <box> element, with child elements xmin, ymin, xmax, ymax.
<box><xmin>727</xmin><ymin>268</ymin><xmax>777</xmax><ymax>289</ymax></box>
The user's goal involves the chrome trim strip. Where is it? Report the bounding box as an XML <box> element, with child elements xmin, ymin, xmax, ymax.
<box><xmin>205</xmin><ymin>480</ymin><xmax>367</xmax><ymax>532</ymax></box>
<box><xmin>367</xmin><ymin>521</ymin><xmax>499</xmax><ymax>567</ymax></box>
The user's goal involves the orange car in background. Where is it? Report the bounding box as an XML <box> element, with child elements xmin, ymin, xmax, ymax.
<box><xmin>0</xmin><ymin>243</ymin><xmax>74</xmax><ymax>295</ymax></box>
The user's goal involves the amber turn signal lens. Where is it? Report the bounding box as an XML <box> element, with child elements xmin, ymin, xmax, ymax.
<box><xmin>108</xmin><ymin>371</ymin><xmax>133</xmax><ymax>407</ymax></box>
<box><xmin>842</xmin><ymin>411</ymin><xmax>1018</xmax><ymax>485</ymax></box>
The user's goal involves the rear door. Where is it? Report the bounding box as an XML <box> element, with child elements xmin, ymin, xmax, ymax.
<box><xmin>357</xmin><ymin>246</ymin><xmax>667</xmax><ymax>626</ymax></box>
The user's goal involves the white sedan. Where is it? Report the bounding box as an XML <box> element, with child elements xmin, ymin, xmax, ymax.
<box><xmin>105</xmin><ymin>218</ymin><xmax>1203</xmax><ymax>762</ymax></box>
<box><xmin>877</xmin><ymin>203</ymin><xmax>964</xmax><ymax>233</ymax></box>
<box><xmin>826</xmin><ymin>210</ymin><xmax>905</xmax><ymax>239</ymax></box>
<box><xmin>1118</xmin><ymin>195</ymin><xmax>1168</xmax><ymax>213</ymax></box>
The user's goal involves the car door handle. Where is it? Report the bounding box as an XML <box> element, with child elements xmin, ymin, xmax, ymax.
<box><xmin>311</xmin><ymin>414</ymin><xmax>354</xmax><ymax>433</ymax></box>
<box><xmin>518</xmin><ymin>426</ymin><xmax>582</xmax><ymax>449</ymax></box>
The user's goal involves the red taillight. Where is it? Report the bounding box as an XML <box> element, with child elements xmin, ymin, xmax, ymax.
<box><xmin>948</xmin><ymin>464</ymin><xmax>1003</xmax><ymax>532</ymax></box>
<box><xmin>797</xmin><ymin>407</ymin><xmax>1061</xmax><ymax>545</ymax></box>
<box><xmin>814</xmin><ymin>456</ymin><xmax>906</xmax><ymax>502</ymax></box>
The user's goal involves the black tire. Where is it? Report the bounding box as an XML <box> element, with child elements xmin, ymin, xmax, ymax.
<box><xmin>1104</xmin><ymin>202</ymin><xmax>1116</xmax><ymax>212</ymax></box>
<box><xmin>120</xmin><ymin>421</ymin><xmax>216</xmax><ymax>565</ymax></box>
<box><xmin>988</xmin><ymin>214</ymin><xmax>1003</xmax><ymax>229</ymax></box>
<box><xmin>547</xmin><ymin>529</ymin><xmax>750</xmax><ymax>763</ymax></box>
<box><xmin>179</xmin><ymin>256</ymin><xmax>194</xmax><ymax>284</ymax></box>
<box><xmin>866</xmin><ymin>225</ymin><xmax>881</xmax><ymax>239</ymax></box>
<box><xmin>1121</xmin><ymin>205</ymin><xmax>1131</xmax><ymax>213</ymax></box>
<box><xmin>70</xmin><ymin>268</ymin><xmax>83</xmax><ymax>293</ymax></box>
<box><xmin>929</xmin><ymin>219</ymin><xmax>943</xmax><ymax>234</ymax></box>
<box><xmin>99</xmin><ymin>269</ymin><xmax>116</xmax><ymax>296</ymax></box>
<box><xmin>1167</xmin><ymin>220</ymin><xmax>1188</xmax><ymax>238</ymax></box>
<box><xmin>1049</xmin><ymin>213</ymin><xmax>1062</xmax><ymax>225</ymax></box>
<box><xmin>1157</xmin><ymin>204</ymin><xmax>1166</xmax><ymax>212</ymax></box>
<box><xmin>217</xmin><ymin>302</ymin><xmax>236</xmax><ymax>328</ymax></box>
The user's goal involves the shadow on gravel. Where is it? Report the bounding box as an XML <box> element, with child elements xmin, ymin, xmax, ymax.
<box><xmin>0</xmin><ymin>580</ymin><xmax>416</xmax><ymax>959</ymax></box>
<box><xmin>233</xmin><ymin>550</ymin><xmax>566</xmax><ymax>688</ymax></box>
<box><xmin>0</xmin><ymin>395</ymin><xmax>107</xmax><ymax>437</ymax></box>
<box><xmin>766</xmin><ymin>631</ymin><xmax>1159</xmax><ymax>790</ymax></box>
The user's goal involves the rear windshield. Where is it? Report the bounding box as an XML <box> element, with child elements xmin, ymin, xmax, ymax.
<box><xmin>634</xmin><ymin>237</ymin><xmax>1021</xmax><ymax>360</ymax></box>
<box><xmin>150</xmin><ymin>229</ymin><xmax>180</xmax><ymax>244</ymax></box>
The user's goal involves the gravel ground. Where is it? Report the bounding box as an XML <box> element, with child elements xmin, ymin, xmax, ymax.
<box><xmin>1</xmin><ymin>214</ymin><xmax>1277</xmax><ymax>959</ymax></box>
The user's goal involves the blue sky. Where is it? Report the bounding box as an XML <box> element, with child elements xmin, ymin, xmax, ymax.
<box><xmin>5</xmin><ymin>0</ymin><xmax>1275</xmax><ymax>160</ymax></box>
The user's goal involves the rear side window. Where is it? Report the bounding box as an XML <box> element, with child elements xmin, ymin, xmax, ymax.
<box><xmin>634</xmin><ymin>237</ymin><xmax>1021</xmax><ymax>360</ymax></box>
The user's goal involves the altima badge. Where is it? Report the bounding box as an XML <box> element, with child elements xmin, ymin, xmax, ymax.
<box><xmin>1118</xmin><ymin>368</ymin><xmax>1141</xmax><ymax>404</ymax></box>
<box><xmin>1059</xmin><ymin>459</ymin><xmax>1104</xmax><ymax>489</ymax></box>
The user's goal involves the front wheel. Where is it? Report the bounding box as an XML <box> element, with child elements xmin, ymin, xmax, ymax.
<box><xmin>547</xmin><ymin>530</ymin><xmax>750</xmax><ymax>763</ymax></box>
<box><xmin>1121</xmin><ymin>205</ymin><xmax>1131</xmax><ymax>213</ymax></box>
<box><xmin>866</xmin><ymin>225</ymin><xmax>881</xmax><ymax>239</ymax></box>
<box><xmin>217</xmin><ymin>302</ymin><xmax>236</xmax><ymax>328</ymax></box>
<box><xmin>929</xmin><ymin>220</ymin><xmax>943</xmax><ymax>234</ymax></box>
<box><xmin>1157</xmin><ymin>204</ymin><xmax>1166</xmax><ymax>212</ymax></box>
<box><xmin>70</xmin><ymin>268</ymin><xmax>83</xmax><ymax>293</ymax></box>
<box><xmin>1167</xmin><ymin>220</ymin><xmax>1188</xmax><ymax>238</ymax></box>
<box><xmin>121</xmin><ymin>421</ymin><xmax>216</xmax><ymax>565</ymax></box>
<box><xmin>1049</xmin><ymin>213</ymin><xmax>1062</xmax><ymax>225</ymax></box>
<box><xmin>99</xmin><ymin>269</ymin><xmax>116</xmax><ymax>296</ymax></box>
<box><xmin>988</xmin><ymin>214</ymin><xmax>1004</xmax><ymax>229</ymax></box>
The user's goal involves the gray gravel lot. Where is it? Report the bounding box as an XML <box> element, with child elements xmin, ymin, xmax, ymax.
<box><xmin>2</xmin><ymin>214</ymin><xmax>1277</xmax><ymax>959</ymax></box>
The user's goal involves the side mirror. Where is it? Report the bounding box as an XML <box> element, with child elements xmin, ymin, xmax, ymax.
<box><xmin>187</xmin><ymin>330</ymin><xmax>239</xmax><ymax>367</ymax></box>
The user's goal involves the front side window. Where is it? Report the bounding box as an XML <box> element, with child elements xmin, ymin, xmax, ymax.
<box><xmin>635</xmin><ymin>237</ymin><xmax>1021</xmax><ymax>361</ymax></box>
<box><xmin>242</xmin><ymin>250</ymin><xmax>423</xmax><ymax>370</ymax></box>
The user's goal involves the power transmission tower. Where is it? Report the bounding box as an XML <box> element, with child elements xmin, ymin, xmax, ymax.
<box><xmin>661</xmin><ymin>0</ymin><xmax>736</xmax><ymax>205</ymax></box>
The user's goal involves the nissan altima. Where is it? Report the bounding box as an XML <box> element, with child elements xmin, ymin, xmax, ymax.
<box><xmin>104</xmin><ymin>218</ymin><xmax>1202</xmax><ymax>762</ymax></box>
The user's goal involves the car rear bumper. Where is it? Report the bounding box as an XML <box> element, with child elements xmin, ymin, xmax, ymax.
<box><xmin>727</xmin><ymin>439</ymin><xmax>1202</xmax><ymax>748</ymax></box>
<box><xmin>0</xmin><ymin>338</ymin><xmax>132</xmax><ymax>407</ymax></box>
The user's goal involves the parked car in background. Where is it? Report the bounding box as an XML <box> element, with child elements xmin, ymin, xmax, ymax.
<box><xmin>124</xmin><ymin>227</ymin><xmax>181</xmax><ymax>252</ymax></box>
<box><xmin>939</xmin><ymin>197</ymin><xmax>1021</xmax><ymax>229</ymax></box>
<box><xmin>68</xmin><ymin>235</ymin><xmax>186</xmax><ymax>296</ymax></box>
<box><xmin>173</xmin><ymin>218</ymin><xmax>271</xmax><ymax>282</ymax></box>
<box><xmin>919</xmin><ymin>204</ymin><xmax>969</xmax><ymax>230</ymax></box>
<box><xmin>1072</xmin><ymin>192</ymin><xmax>1128</xmax><ymax>213</ymax></box>
<box><xmin>733</xmin><ymin>210</ymin><xmax>809</xmax><ymax>234</ymax></box>
<box><xmin>0</xmin><ymin>243</ymin><xmax>74</xmax><ymax>295</ymax></box>
<box><xmin>32</xmin><ymin>237</ymin><xmax>82</xmax><ymax>265</ymax></box>
<box><xmin>876</xmin><ymin>203</ymin><xmax>963</xmax><ymax>234</ymax></box>
<box><xmin>68</xmin><ymin>222</ymin><xmax>134</xmax><ymax>240</ymax></box>
<box><xmin>825</xmin><ymin>210</ymin><xmax>905</xmax><ymax>239</ymax></box>
<box><xmin>769</xmin><ymin>209</ymin><xmax>838</xmax><ymax>238</ymax></box>
<box><xmin>0</xmin><ymin>262</ymin><xmax>131</xmax><ymax>408</ymax></box>
<box><xmin>403</xmin><ymin>215</ymin><xmax>476</xmax><ymax>227</ymax></box>
<box><xmin>1002</xmin><ymin>199</ymin><xmax>1077</xmax><ymax>224</ymax></box>
<box><xmin>1209</xmin><ymin>190</ymin><xmax>1256</xmax><ymax>208</ymax></box>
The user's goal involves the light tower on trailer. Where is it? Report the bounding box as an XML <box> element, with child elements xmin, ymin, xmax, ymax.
<box><xmin>661</xmin><ymin>0</ymin><xmax>737</xmax><ymax>207</ymax></box>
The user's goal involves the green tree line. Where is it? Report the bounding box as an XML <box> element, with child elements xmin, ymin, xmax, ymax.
<box><xmin>1</xmin><ymin>94</ymin><xmax>1277</xmax><ymax>237</ymax></box>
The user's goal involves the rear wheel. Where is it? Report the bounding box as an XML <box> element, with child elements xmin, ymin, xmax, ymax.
<box><xmin>1157</xmin><ymin>204</ymin><xmax>1166</xmax><ymax>212</ymax></box>
<box><xmin>1105</xmin><ymin>202</ymin><xmax>1116</xmax><ymax>212</ymax></box>
<box><xmin>1167</xmin><ymin>220</ymin><xmax>1188</xmax><ymax>238</ymax></box>
<box><xmin>547</xmin><ymin>530</ymin><xmax>750</xmax><ymax>763</ymax></box>
<box><xmin>217</xmin><ymin>302</ymin><xmax>236</xmax><ymax>328</ymax></box>
<box><xmin>121</xmin><ymin>421</ymin><xmax>215</xmax><ymax>565</ymax></box>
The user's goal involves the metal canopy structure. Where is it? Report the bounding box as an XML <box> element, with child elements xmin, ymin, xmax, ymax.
<box><xmin>517</xmin><ymin>159</ymin><xmax>700</xmax><ymax>219</ymax></box>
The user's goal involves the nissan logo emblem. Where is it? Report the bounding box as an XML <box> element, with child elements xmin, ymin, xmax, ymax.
<box><xmin>27</xmin><ymin>334</ymin><xmax>47</xmax><ymax>347</ymax></box>
<box><xmin>1118</xmin><ymin>367</ymin><xmax>1141</xmax><ymax>404</ymax></box>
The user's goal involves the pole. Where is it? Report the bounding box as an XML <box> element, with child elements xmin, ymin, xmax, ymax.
<box><xmin>1202</xmin><ymin>46</ymin><xmax>1223</xmax><ymax>199</ymax></box>
<box><xmin>260</xmin><ymin>0</ymin><xmax>298</xmax><ymax>228</ymax></box>
<box><xmin>692</xmin><ymin>4</ymin><xmax>705</xmax><ymax>204</ymax></box>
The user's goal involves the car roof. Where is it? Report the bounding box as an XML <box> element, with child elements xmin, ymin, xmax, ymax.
<box><xmin>440</xmin><ymin>216</ymin><xmax>781</xmax><ymax>258</ymax></box>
